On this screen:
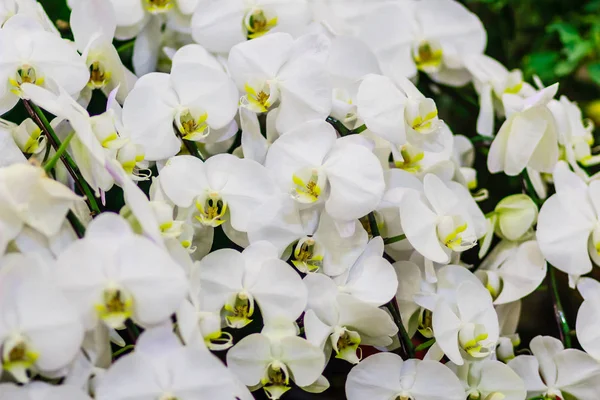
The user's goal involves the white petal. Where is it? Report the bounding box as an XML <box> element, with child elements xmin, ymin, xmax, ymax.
<box><xmin>226</xmin><ymin>333</ymin><xmax>272</xmax><ymax>386</ymax></box>
<box><xmin>345</xmin><ymin>352</ymin><xmax>404</xmax><ymax>400</ymax></box>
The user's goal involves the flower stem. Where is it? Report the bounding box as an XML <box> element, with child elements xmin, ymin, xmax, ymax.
<box><xmin>383</xmin><ymin>234</ymin><xmax>406</xmax><ymax>245</ymax></box>
<box><xmin>548</xmin><ymin>265</ymin><xmax>572</xmax><ymax>348</ymax></box>
<box><xmin>112</xmin><ymin>344</ymin><xmax>135</xmax><ymax>358</ymax></box>
<box><xmin>522</xmin><ymin>169</ymin><xmax>542</xmax><ymax>207</ymax></box>
<box><xmin>43</xmin><ymin>131</ymin><xmax>76</xmax><ymax>173</ymax></box>
<box><xmin>116</xmin><ymin>40</ymin><xmax>135</xmax><ymax>54</ymax></box>
<box><xmin>415</xmin><ymin>338</ymin><xmax>436</xmax><ymax>352</ymax></box>
<box><xmin>24</xmin><ymin>100</ymin><xmax>101</xmax><ymax>216</ymax></box>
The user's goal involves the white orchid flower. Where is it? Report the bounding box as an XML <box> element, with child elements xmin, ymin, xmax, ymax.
<box><xmin>549</xmin><ymin>95</ymin><xmax>597</xmax><ymax>168</ymax></box>
<box><xmin>21</xmin><ymin>83</ymin><xmax>116</xmax><ymax>195</ymax></box>
<box><xmin>433</xmin><ymin>280</ymin><xmax>499</xmax><ymax>365</ymax></box>
<box><xmin>331</xmin><ymin>236</ymin><xmax>398</xmax><ymax>306</ymax></box>
<box><xmin>476</xmin><ymin>240</ymin><xmax>547</xmax><ymax>304</ymax></box>
<box><xmin>346</xmin><ymin>352</ymin><xmax>465</xmax><ymax>400</ymax></box>
<box><xmin>191</xmin><ymin>0</ymin><xmax>310</xmax><ymax>54</ymax></box>
<box><xmin>357</xmin><ymin>0</ymin><xmax>486</xmax><ymax>86</ymax></box>
<box><xmin>537</xmin><ymin>161</ymin><xmax>600</xmax><ymax>278</ymax></box>
<box><xmin>465</xmin><ymin>54</ymin><xmax>535</xmax><ymax>136</ymax></box>
<box><xmin>55</xmin><ymin>213</ymin><xmax>188</xmax><ymax>330</ymax></box>
<box><xmin>0</xmin><ymin>118</ymin><xmax>46</xmax><ymax>157</ymax></box>
<box><xmin>248</xmin><ymin>199</ymin><xmax>369</xmax><ymax>275</ymax></box>
<box><xmin>509</xmin><ymin>335</ymin><xmax>600</xmax><ymax>399</ymax></box>
<box><xmin>495</xmin><ymin>300</ymin><xmax>522</xmax><ymax>362</ymax></box>
<box><xmin>0</xmin><ymin>382</ymin><xmax>92</xmax><ymax>400</ymax></box>
<box><xmin>488</xmin><ymin>194</ymin><xmax>538</xmax><ymax>241</ymax></box>
<box><xmin>576</xmin><ymin>277</ymin><xmax>600</xmax><ymax>360</ymax></box>
<box><xmin>265</xmin><ymin>120</ymin><xmax>385</xmax><ymax>226</ymax></box>
<box><xmin>107</xmin><ymin>0</ymin><xmax>197</xmax><ymax>41</ymax></box>
<box><xmin>195</xmin><ymin>241</ymin><xmax>307</xmax><ymax>328</ymax></box>
<box><xmin>0</xmin><ymin>254</ymin><xmax>84</xmax><ymax>383</ymax></box>
<box><xmin>96</xmin><ymin>325</ymin><xmax>244</xmax><ymax>400</ymax></box>
<box><xmin>303</xmin><ymin>273</ymin><xmax>398</xmax><ymax>364</ymax></box>
<box><xmin>228</xmin><ymin>32</ymin><xmax>332</xmax><ymax>133</ymax></box>
<box><xmin>70</xmin><ymin>0</ymin><xmax>136</xmax><ymax>105</ymax></box>
<box><xmin>449</xmin><ymin>359</ymin><xmax>527</xmax><ymax>400</ymax></box>
<box><xmin>327</xmin><ymin>36</ymin><xmax>381</xmax><ymax>130</ymax></box>
<box><xmin>0</xmin><ymin>163</ymin><xmax>81</xmax><ymax>253</ymax></box>
<box><xmin>357</xmin><ymin>74</ymin><xmax>447</xmax><ymax>151</ymax></box>
<box><xmin>239</xmin><ymin>106</ymin><xmax>280</xmax><ymax>164</ymax></box>
<box><xmin>227</xmin><ymin>319</ymin><xmax>326</xmax><ymax>399</ymax></box>
<box><xmin>400</xmin><ymin>173</ymin><xmax>486</xmax><ymax>263</ymax></box>
<box><xmin>158</xmin><ymin>154</ymin><xmax>278</xmax><ymax>245</ymax></box>
<box><xmin>122</xmin><ymin>47</ymin><xmax>238</xmax><ymax>161</ymax></box>
<box><xmin>0</xmin><ymin>15</ymin><xmax>88</xmax><ymax>115</ymax></box>
<box><xmin>488</xmin><ymin>84</ymin><xmax>559</xmax><ymax>176</ymax></box>
<box><xmin>394</xmin><ymin>260</ymin><xmax>480</xmax><ymax>338</ymax></box>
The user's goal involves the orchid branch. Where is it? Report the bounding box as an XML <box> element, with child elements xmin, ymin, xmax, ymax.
<box><xmin>24</xmin><ymin>100</ymin><xmax>101</xmax><ymax>215</ymax></box>
<box><xmin>548</xmin><ymin>265</ymin><xmax>572</xmax><ymax>348</ymax></box>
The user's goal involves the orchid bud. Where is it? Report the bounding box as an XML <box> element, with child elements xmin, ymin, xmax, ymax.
<box><xmin>494</xmin><ymin>194</ymin><xmax>537</xmax><ymax>241</ymax></box>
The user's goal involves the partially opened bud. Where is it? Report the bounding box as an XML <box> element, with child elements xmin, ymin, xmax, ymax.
<box><xmin>493</xmin><ymin>194</ymin><xmax>537</xmax><ymax>241</ymax></box>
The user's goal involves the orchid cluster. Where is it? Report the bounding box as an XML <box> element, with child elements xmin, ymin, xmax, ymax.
<box><xmin>0</xmin><ymin>0</ymin><xmax>599</xmax><ymax>399</ymax></box>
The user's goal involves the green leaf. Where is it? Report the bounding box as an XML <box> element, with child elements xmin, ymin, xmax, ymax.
<box><xmin>524</xmin><ymin>51</ymin><xmax>560</xmax><ymax>80</ymax></box>
<box><xmin>548</xmin><ymin>22</ymin><xmax>582</xmax><ymax>46</ymax></box>
<box><xmin>588</xmin><ymin>63</ymin><xmax>600</xmax><ymax>86</ymax></box>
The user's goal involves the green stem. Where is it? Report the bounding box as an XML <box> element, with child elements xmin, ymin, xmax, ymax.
<box><xmin>117</xmin><ymin>40</ymin><xmax>135</xmax><ymax>54</ymax></box>
<box><xmin>112</xmin><ymin>344</ymin><xmax>135</xmax><ymax>358</ymax></box>
<box><xmin>326</xmin><ymin>116</ymin><xmax>351</xmax><ymax>136</ymax></box>
<box><xmin>44</xmin><ymin>131</ymin><xmax>76</xmax><ymax>173</ymax></box>
<box><xmin>415</xmin><ymin>338</ymin><xmax>436</xmax><ymax>352</ymax></box>
<box><xmin>548</xmin><ymin>265</ymin><xmax>572</xmax><ymax>348</ymax></box>
<box><xmin>24</xmin><ymin>101</ymin><xmax>101</xmax><ymax>215</ymax></box>
<box><xmin>182</xmin><ymin>139</ymin><xmax>205</xmax><ymax>161</ymax></box>
<box><xmin>66</xmin><ymin>210</ymin><xmax>86</xmax><ymax>239</ymax></box>
<box><xmin>385</xmin><ymin>301</ymin><xmax>416</xmax><ymax>359</ymax></box>
<box><xmin>383</xmin><ymin>234</ymin><xmax>406</xmax><ymax>245</ymax></box>
<box><xmin>367</xmin><ymin>212</ymin><xmax>380</xmax><ymax>238</ymax></box>
<box><xmin>352</xmin><ymin>124</ymin><xmax>367</xmax><ymax>134</ymax></box>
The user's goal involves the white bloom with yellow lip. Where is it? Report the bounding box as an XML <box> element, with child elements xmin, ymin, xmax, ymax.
<box><xmin>537</xmin><ymin>161</ymin><xmax>600</xmax><ymax>279</ymax></box>
<box><xmin>0</xmin><ymin>254</ymin><xmax>84</xmax><ymax>383</ymax></box>
<box><xmin>465</xmin><ymin>54</ymin><xmax>535</xmax><ymax>137</ymax></box>
<box><xmin>70</xmin><ymin>0</ymin><xmax>136</xmax><ymax>104</ymax></box>
<box><xmin>195</xmin><ymin>241</ymin><xmax>307</xmax><ymax>328</ymax></box>
<box><xmin>192</xmin><ymin>0</ymin><xmax>310</xmax><ymax>54</ymax></box>
<box><xmin>400</xmin><ymin>173</ymin><xmax>486</xmax><ymax>264</ymax></box>
<box><xmin>0</xmin><ymin>118</ymin><xmax>46</xmax><ymax>156</ymax></box>
<box><xmin>248</xmin><ymin>200</ymin><xmax>369</xmax><ymax>276</ymax></box>
<box><xmin>96</xmin><ymin>325</ymin><xmax>245</xmax><ymax>400</ymax></box>
<box><xmin>476</xmin><ymin>240</ymin><xmax>546</xmax><ymax>305</ymax></box>
<box><xmin>509</xmin><ymin>335</ymin><xmax>600</xmax><ymax>399</ymax></box>
<box><xmin>0</xmin><ymin>162</ymin><xmax>81</xmax><ymax>254</ymax></box>
<box><xmin>449</xmin><ymin>359</ymin><xmax>526</xmax><ymax>400</ymax></box>
<box><xmin>356</xmin><ymin>0</ymin><xmax>486</xmax><ymax>87</ymax></box>
<box><xmin>107</xmin><ymin>0</ymin><xmax>198</xmax><ymax>41</ymax></box>
<box><xmin>122</xmin><ymin>46</ymin><xmax>238</xmax><ymax>161</ymax></box>
<box><xmin>55</xmin><ymin>213</ymin><xmax>188</xmax><ymax>331</ymax></box>
<box><xmin>0</xmin><ymin>14</ymin><xmax>88</xmax><ymax>115</ymax></box>
<box><xmin>265</xmin><ymin>120</ymin><xmax>385</xmax><ymax>225</ymax></box>
<box><xmin>227</xmin><ymin>319</ymin><xmax>326</xmax><ymax>399</ymax></box>
<box><xmin>488</xmin><ymin>84</ymin><xmax>559</xmax><ymax>176</ymax></box>
<box><xmin>158</xmin><ymin>153</ymin><xmax>278</xmax><ymax>243</ymax></box>
<box><xmin>432</xmin><ymin>280</ymin><xmax>499</xmax><ymax>365</ymax></box>
<box><xmin>303</xmin><ymin>273</ymin><xmax>398</xmax><ymax>365</ymax></box>
<box><xmin>357</xmin><ymin>74</ymin><xmax>447</xmax><ymax>152</ymax></box>
<box><xmin>345</xmin><ymin>352</ymin><xmax>465</xmax><ymax>400</ymax></box>
<box><xmin>228</xmin><ymin>32</ymin><xmax>332</xmax><ymax>133</ymax></box>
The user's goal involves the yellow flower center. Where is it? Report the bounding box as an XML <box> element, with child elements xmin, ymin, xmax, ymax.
<box><xmin>291</xmin><ymin>237</ymin><xmax>323</xmax><ymax>273</ymax></box>
<box><xmin>94</xmin><ymin>286</ymin><xmax>134</xmax><ymax>329</ymax></box>
<box><xmin>9</xmin><ymin>65</ymin><xmax>44</xmax><ymax>95</ymax></box>
<box><xmin>88</xmin><ymin>61</ymin><xmax>111</xmax><ymax>89</ymax></box>
<box><xmin>2</xmin><ymin>335</ymin><xmax>39</xmax><ymax>383</ymax></box>
<box><xmin>177</xmin><ymin>110</ymin><xmax>209</xmax><ymax>141</ymax></box>
<box><xmin>413</xmin><ymin>41</ymin><xmax>443</xmax><ymax>73</ymax></box>
<box><xmin>195</xmin><ymin>193</ymin><xmax>227</xmax><ymax>227</ymax></box>
<box><xmin>144</xmin><ymin>0</ymin><xmax>174</xmax><ymax>14</ymax></box>
<box><xmin>224</xmin><ymin>292</ymin><xmax>254</xmax><ymax>328</ymax></box>
<box><xmin>244</xmin><ymin>8</ymin><xmax>278</xmax><ymax>39</ymax></box>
